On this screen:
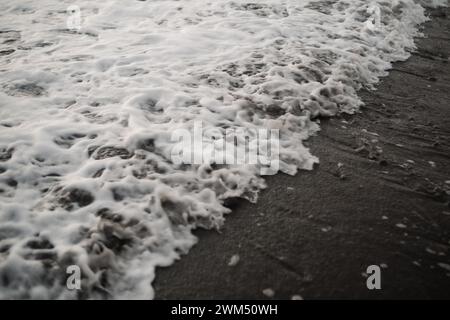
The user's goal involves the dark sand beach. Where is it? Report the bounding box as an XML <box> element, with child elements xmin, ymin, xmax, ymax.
<box><xmin>154</xmin><ymin>6</ymin><xmax>450</xmax><ymax>299</ymax></box>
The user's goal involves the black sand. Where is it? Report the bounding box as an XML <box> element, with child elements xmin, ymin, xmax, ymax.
<box><xmin>154</xmin><ymin>7</ymin><xmax>450</xmax><ymax>299</ymax></box>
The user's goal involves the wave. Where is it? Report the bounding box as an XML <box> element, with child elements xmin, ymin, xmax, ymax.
<box><xmin>0</xmin><ymin>0</ymin><xmax>447</xmax><ymax>299</ymax></box>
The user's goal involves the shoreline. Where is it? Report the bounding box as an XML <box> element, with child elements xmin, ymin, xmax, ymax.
<box><xmin>154</xmin><ymin>6</ymin><xmax>450</xmax><ymax>299</ymax></box>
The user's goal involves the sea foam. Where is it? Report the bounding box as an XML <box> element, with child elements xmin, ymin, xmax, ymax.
<box><xmin>0</xmin><ymin>0</ymin><xmax>447</xmax><ymax>299</ymax></box>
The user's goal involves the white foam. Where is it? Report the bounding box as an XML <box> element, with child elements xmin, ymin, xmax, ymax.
<box><xmin>0</xmin><ymin>0</ymin><xmax>447</xmax><ymax>299</ymax></box>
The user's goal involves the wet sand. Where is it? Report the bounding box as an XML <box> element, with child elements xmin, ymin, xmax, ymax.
<box><xmin>154</xmin><ymin>6</ymin><xmax>450</xmax><ymax>299</ymax></box>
